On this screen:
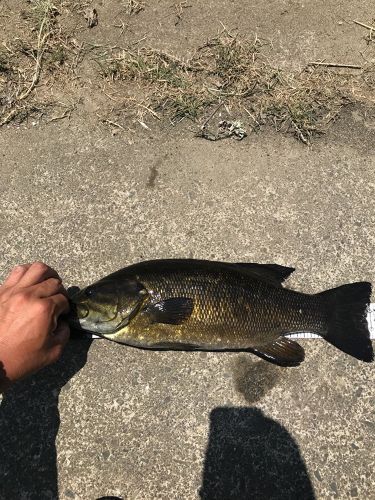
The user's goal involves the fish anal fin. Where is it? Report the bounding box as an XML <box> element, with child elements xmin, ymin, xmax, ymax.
<box><xmin>147</xmin><ymin>297</ymin><xmax>194</xmax><ymax>325</ymax></box>
<box><xmin>235</xmin><ymin>263</ymin><xmax>295</xmax><ymax>284</ymax></box>
<box><xmin>251</xmin><ymin>337</ymin><xmax>304</xmax><ymax>367</ymax></box>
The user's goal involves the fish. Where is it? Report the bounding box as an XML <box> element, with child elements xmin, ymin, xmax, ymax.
<box><xmin>68</xmin><ymin>259</ymin><xmax>374</xmax><ymax>366</ymax></box>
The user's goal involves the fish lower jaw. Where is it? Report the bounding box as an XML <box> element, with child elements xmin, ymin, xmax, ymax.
<box><xmin>74</xmin><ymin>313</ymin><xmax>131</xmax><ymax>334</ymax></box>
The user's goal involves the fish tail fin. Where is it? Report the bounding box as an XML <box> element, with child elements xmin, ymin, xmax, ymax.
<box><xmin>318</xmin><ymin>282</ymin><xmax>373</xmax><ymax>362</ymax></box>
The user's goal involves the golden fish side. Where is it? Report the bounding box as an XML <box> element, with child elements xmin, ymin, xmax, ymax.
<box><xmin>110</xmin><ymin>269</ymin><xmax>324</xmax><ymax>349</ymax></box>
<box><xmin>69</xmin><ymin>259</ymin><xmax>374</xmax><ymax>366</ymax></box>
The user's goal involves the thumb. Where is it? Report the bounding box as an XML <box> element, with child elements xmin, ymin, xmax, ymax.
<box><xmin>46</xmin><ymin>321</ymin><xmax>70</xmax><ymax>365</ymax></box>
<box><xmin>50</xmin><ymin>320</ymin><xmax>70</xmax><ymax>347</ymax></box>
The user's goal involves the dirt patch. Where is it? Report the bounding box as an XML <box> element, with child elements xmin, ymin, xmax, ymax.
<box><xmin>95</xmin><ymin>28</ymin><xmax>375</xmax><ymax>144</ymax></box>
<box><xmin>0</xmin><ymin>2</ymin><xmax>374</xmax><ymax>144</ymax></box>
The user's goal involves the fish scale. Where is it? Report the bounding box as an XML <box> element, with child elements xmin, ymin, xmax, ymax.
<box><xmin>118</xmin><ymin>263</ymin><xmax>326</xmax><ymax>349</ymax></box>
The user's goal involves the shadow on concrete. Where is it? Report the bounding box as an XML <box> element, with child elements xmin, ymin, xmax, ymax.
<box><xmin>232</xmin><ymin>356</ymin><xmax>284</xmax><ymax>404</ymax></box>
<box><xmin>0</xmin><ymin>336</ymin><xmax>92</xmax><ymax>499</ymax></box>
<box><xmin>199</xmin><ymin>407</ymin><xmax>315</xmax><ymax>500</ymax></box>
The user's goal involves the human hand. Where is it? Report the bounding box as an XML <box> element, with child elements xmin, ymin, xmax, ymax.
<box><xmin>0</xmin><ymin>262</ymin><xmax>70</xmax><ymax>393</ymax></box>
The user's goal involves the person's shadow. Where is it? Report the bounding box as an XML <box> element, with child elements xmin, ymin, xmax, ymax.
<box><xmin>199</xmin><ymin>407</ymin><xmax>315</xmax><ymax>500</ymax></box>
<box><xmin>0</xmin><ymin>336</ymin><xmax>92</xmax><ymax>499</ymax></box>
<box><xmin>0</xmin><ymin>346</ymin><xmax>315</xmax><ymax>500</ymax></box>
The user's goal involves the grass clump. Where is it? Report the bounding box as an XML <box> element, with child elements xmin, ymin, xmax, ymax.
<box><xmin>0</xmin><ymin>50</ymin><xmax>11</xmax><ymax>74</ymax></box>
<box><xmin>123</xmin><ymin>0</ymin><xmax>145</xmax><ymax>15</ymax></box>
<box><xmin>0</xmin><ymin>0</ymin><xmax>75</xmax><ymax>126</ymax></box>
<box><xmin>1</xmin><ymin>6</ymin><xmax>373</xmax><ymax>143</ymax></box>
<box><xmin>97</xmin><ymin>28</ymin><xmax>365</xmax><ymax>142</ymax></box>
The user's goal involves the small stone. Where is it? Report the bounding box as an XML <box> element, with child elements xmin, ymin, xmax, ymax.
<box><xmin>355</xmin><ymin>387</ymin><xmax>363</xmax><ymax>397</ymax></box>
<box><xmin>350</xmin><ymin>486</ymin><xmax>358</xmax><ymax>497</ymax></box>
<box><xmin>314</xmin><ymin>470</ymin><xmax>322</xmax><ymax>481</ymax></box>
<box><xmin>84</xmin><ymin>8</ymin><xmax>98</xmax><ymax>28</ymax></box>
<box><xmin>330</xmin><ymin>482</ymin><xmax>338</xmax><ymax>495</ymax></box>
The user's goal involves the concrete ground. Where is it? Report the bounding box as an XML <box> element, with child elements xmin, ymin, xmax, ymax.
<box><xmin>0</xmin><ymin>111</ymin><xmax>374</xmax><ymax>499</ymax></box>
<box><xmin>0</xmin><ymin>1</ymin><xmax>375</xmax><ymax>499</ymax></box>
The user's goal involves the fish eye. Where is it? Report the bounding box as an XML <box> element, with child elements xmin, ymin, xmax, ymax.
<box><xmin>85</xmin><ymin>286</ymin><xmax>96</xmax><ymax>298</ymax></box>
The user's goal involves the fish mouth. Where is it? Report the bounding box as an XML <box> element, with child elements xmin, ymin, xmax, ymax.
<box><xmin>67</xmin><ymin>302</ymin><xmax>127</xmax><ymax>334</ymax></box>
<box><xmin>68</xmin><ymin>293</ymin><xmax>143</xmax><ymax>334</ymax></box>
<box><xmin>76</xmin><ymin>303</ymin><xmax>89</xmax><ymax>319</ymax></box>
<box><xmin>67</xmin><ymin>301</ymin><xmax>89</xmax><ymax>331</ymax></box>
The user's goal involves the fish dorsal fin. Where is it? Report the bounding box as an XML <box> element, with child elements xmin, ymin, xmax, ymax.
<box><xmin>147</xmin><ymin>297</ymin><xmax>194</xmax><ymax>325</ymax></box>
<box><xmin>251</xmin><ymin>337</ymin><xmax>304</xmax><ymax>367</ymax></box>
<box><xmin>235</xmin><ymin>263</ymin><xmax>295</xmax><ymax>285</ymax></box>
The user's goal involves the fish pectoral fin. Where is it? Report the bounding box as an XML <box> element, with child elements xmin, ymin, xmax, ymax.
<box><xmin>147</xmin><ymin>297</ymin><xmax>194</xmax><ymax>325</ymax></box>
<box><xmin>235</xmin><ymin>263</ymin><xmax>295</xmax><ymax>285</ymax></box>
<box><xmin>251</xmin><ymin>337</ymin><xmax>304</xmax><ymax>367</ymax></box>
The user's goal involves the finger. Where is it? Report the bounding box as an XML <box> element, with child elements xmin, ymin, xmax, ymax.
<box><xmin>29</xmin><ymin>278</ymin><xmax>65</xmax><ymax>299</ymax></box>
<box><xmin>49</xmin><ymin>293</ymin><xmax>70</xmax><ymax>317</ymax></box>
<box><xmin>47</xmin><ymin>322</ymin><xmax>70</xmax><ymax>360</ymax></box>
<box><xmin>46</xmin><ymin>344</ymin><xmax>64</xmax><ymax>366</ymax></box>
<box><xmin>2</xmin><ymin>264</ymin><xmax>32</xmax><ymax>287</ymax></box>
<box><xmin>17</xmin><ymin>262</ymin><xmax>61</xmax><ymax>288</ymax></box>
<box><xmin>51</xmin><ymin>321</ymin><xmax>70</xmax><ymax>346</ymax></box>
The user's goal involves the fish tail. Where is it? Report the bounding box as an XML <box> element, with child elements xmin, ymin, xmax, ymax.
<box><xmin>318</xmin><ymin>282</ymin><xmax>373</xmax><ymax>362</ymax></box>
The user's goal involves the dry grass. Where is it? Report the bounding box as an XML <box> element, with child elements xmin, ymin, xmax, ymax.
<box><xmin>1</xmin><ymin>5</ymin><xmax>374</xmax><ymax>144</ymax></box>
<box><xmin>96</xmin><ymin>29</ymin><xmax>373</xmax><ymax>143</ymax></box>
<box><xmin>123</xmin><ymin>0</ymin><xmax>145</xmax><ymax>16</ymax></box>
<box><xmin>0</xmin><ymin>0</ymin><xmax>79</xmax><ymax>126</ymax></box>
<box><xmin>0</xmin><ymin>1</ymin><xmax>54</xmax><ymax>124</ymax></box>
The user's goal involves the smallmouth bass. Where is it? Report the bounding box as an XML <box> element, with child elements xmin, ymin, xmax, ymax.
<box><xmin>68</xmin><ymin>259</ymin><xmax>373</xmax><ymax>366</ymax></box>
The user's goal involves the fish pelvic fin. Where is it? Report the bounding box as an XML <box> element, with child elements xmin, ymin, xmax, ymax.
<box><xmin>319</xmin><ymin>282</ymin><xmax>373</xmax><ymax>362</ymax></box>
<box><xmin>251</xmin><ymin>337</ymin><xmax>305</xmax><ymax>367</ymax></box>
